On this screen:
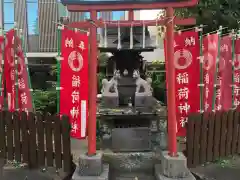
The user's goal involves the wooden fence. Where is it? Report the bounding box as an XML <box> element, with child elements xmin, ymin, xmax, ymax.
<box><xmin>0</xmin><ymin>111</ymin><xmax>72</xmax><ymax>172</ymax></box>
<box><xmin>186</xmin><ymin>110</ymin><xmax>240</xmax><ymax>168</ymax></box>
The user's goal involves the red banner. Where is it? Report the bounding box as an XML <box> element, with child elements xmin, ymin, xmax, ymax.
<box><xmin>60</xmin><ymin>28</ymin><xmax>88</xmax><ymax>139</ymax></box>
<box><xmin>16</xmin><ymin>36</ymin><xmax>33</xmax><ymax>112</ymax></box>
<box><xmin>233</xmin><ymin>38</ymin><xmax>240</xmax><ymax>110</ymax></box>
<box><xmin>220</xmin><ymin>35</ymin><xmax>233</xmax><ymax>110</ymax></box>
<box><xmin>0</xmin><ymin>36</ymin><xmax>4</xmax><ymax>110</ymax></box>
<box><xmin>5</xmin><ymin>29</ymin><xmax>33</xmax><ymax>112</ymax></box>
<box><xmin>202</xmin><ymin>34</ymin><xmax>218</xmax><ymax>112</ymax></box>
<box><xmin>5</xmin><ymin>29</ymin><xmax>16</xmax><ymax>111</ymax></box>
<box><xmin>174</xmin><ymin>30</ymin><xmax>200</xmax><ymax>136</ymax></box>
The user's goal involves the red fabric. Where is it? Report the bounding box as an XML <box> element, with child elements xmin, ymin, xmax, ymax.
<box><xmin>219</xmin><ymin>35</ymin><xmax>232</xmax><ymax>110</ymax></box>
<box><xmin>0</xmin><ymin>36</ymin><xmax>4</xmax><ymax>110</ymax></box>
<box><xmin>173</xmin><ymin>30</ymin><xmax>200</xmax><ymax>136</ymax></box>
<box><xmin>60</xmin><ymin>28</ymin><xmax>89</xmax><ymax>139</ymax></box>
<box><xmin>233</xmin><ymin>38</ymin><xmax>240</xmax><ymax>110</ymax></box>
<box><xmin>4</xmin><ymin>29</ymin><xmax>16</xmax><ymax>111</ymax></box>
<box><xmin>4</xmin><ymin>29</ymin><xmax>33</xmax><ymax>112</ymax></box>
<box><xmin>202</xmin><ymin>34</ymin><xmax>218</xmax><ymax>112</ymax></box>
<box><xmin>16</xmin><ymin>37</ymin><xmax>33</xmax><ymax>112</ymax></box>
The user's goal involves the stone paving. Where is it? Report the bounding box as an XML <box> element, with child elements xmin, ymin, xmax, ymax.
<box><xmin>191</xmin><ymin>156</ymin><xmax>240</xmax><ymax>180</ymax></box>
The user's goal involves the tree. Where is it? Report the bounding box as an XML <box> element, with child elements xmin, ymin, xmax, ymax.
<box><xmin>32</xmin><ymin>65</ymin><xmax>57</xmax><ymax>114</ymax></box>
<box><xmin>33</xmin><ymin>90</ymin><xmax>57</xmax><ymax>114</ymax></box>
<box><xmin>175</xmin><ymin>0</ymin><xmax>240</xmax><ymax>33</ymax></box>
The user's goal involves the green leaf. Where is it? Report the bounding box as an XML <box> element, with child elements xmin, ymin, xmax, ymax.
<box><xmin>175</xmin><ymin>0</ymin><xmax>240</xmax><ymax>33</ymax></box>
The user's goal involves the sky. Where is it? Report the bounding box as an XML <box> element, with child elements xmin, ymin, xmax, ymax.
<box><xmin>3</xmin><ymin>0</ymin><xmax>124</xmax><ymax>34</ymax></box>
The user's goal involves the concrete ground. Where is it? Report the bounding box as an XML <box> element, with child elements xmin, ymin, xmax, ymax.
<box><xmin>191</xmin><ymin>156</ymin><xmax>240</xmax><ymax>180</ymax></box>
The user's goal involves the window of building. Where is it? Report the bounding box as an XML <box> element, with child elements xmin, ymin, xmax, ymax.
<box><xmin>112</xmin><ymin>11</ymin><xmax>125</xmax><ymax>20</ymax></box>
<box><xmin>3</xmin><ymin>0</ymin><xmax>14</xmax><ymax>30</ymax></box>
<box><xmin>80</xmin><ymin>12</ymin><xmax>115</xmax><ymax>20</ymax></box>
<box><xmin>26</xmin><ymin>0</ymin><xmax>39</xmax><ymax>35</ymax></box>
<box><xmin>85</xmin><ymin>12</ymin><xmax>90</xmax><ymax>19</ymax></box>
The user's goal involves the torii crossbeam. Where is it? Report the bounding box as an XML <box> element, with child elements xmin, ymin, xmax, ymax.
<box><xmin>68</xmin><ymin>18</ymin><xmax>196</xmax><ymax>28</ymax></box>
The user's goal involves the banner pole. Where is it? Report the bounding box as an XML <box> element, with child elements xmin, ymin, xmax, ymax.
<box><xmin>19</xmin><ymin>29</ymin><xmax>35</xmax><ymax>111</ymax></box>
<box><xmin>0</xmin><ymin>29</ymin><xmax>4</xmax><ymax>109</ymax></box>
<box><xmin>198</xmin><ymin>25</ymin><xmax>204</xmax><ymax>112</ymax></box>
<box><xmin>56</xmin><ymin>25</ymin><xmax>63</xmax><ymax>114</ymax></box>
<box><xmin>212</xmin><ymin>26</ymin><xmax>222</xmax><ymax>111</ymax></box>
<box><xmin>14</xmin><ymin>24</ymin><xmax>19</xmax><ymax>111</ymax></box>
<box><xmin>231</xmin><ymin>30</ymin><xmax>236</xmax><ymax>108</ymax></box>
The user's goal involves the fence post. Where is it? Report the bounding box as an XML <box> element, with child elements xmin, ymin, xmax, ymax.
<box><xmin>6</xmin><ymin>112</ymin><xmax>14</xmax><ymax>161</ymax></box>
<box><xmin>53</xmin><ymin>115</ymin><xmax>62</xmax><ymax>169</ymax></box>
<box><xmin>186</xmin><ymin>114</ymin><xmax>195</xmax><ymax>167</ymax></box>
<box><xmin>61</xmin><ymin>115</ymin><xmax>71</xmax><ymax>172</ymax></box>
<box><xmin>0</xmin><ymin>111</ymin><xmax>6</xmax><ymax>160</ymax></box>
<box><xmin>13</xmin><ymin>112</ymin><xmax>21</xmax><ymax>162</ymax></box>
<box><xmin>28</xmin><ymin>112</ymin><xmax>37</xmax><ymax>168</ymax></box>
<box><xmin>45</xmin><ymin>114</ymin><xmax>54</xmax><ymax>167</ymax></box>
<box><xmin>36</xmin><ymin>112</ymin><xmax>45</xmax><ymax>167</ymax></box>
<box><xmin>21</xmin><ymin>112</ymin><xmax>29</xmax><ymax>163</ymax></box>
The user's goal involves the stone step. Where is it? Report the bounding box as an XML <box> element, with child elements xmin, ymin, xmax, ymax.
<box><xmin>103</xmin><ymin>151</ymin><xmax>158</xmax><ymax>173</ymax></box>
<box><xmin>110</xmin><ymin>171</ymin><xmax>155</xmax><ymax>180</ymax></box>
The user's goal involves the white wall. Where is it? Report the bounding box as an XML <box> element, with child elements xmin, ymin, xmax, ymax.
<box><xmin>127</xmin><ymin>10</ymin><xmax>164</xmax><ymax>37</ymax></box>
<box><xmin>139</xmin><ymin>10</ymin><xmax>165</xmax><ymax>62</ymax></box>
<box><xmin>140</xmin><ymin>10</ymin><xmax>162</xmax><ymax>36</ymax></box>
<box><xmin>124</xmin><ymin>10</ymin><xmax>165</xmax><ymax>63</ymax></box>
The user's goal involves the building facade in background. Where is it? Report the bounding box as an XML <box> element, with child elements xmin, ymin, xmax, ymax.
<box><xmin>100</xmin><ymin>12</ymin><xmax>112</xmax><ymax>21</ymax></box>
<box><xmin>1</xmin><ymin>0</ymin><xmax>124</xmax><ymax>57</ymax></box>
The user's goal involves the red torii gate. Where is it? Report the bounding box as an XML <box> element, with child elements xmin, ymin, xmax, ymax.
<box><xmin>64</xmin><ymin>0</ymin><xmax>199</xmax><ymax>157</ymax></box>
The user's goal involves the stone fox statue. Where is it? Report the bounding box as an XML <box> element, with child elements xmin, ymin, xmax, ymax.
<box><xmin>133</xmin><ymin>69</ymin><xmax>152</xmax><ymax>96</ymax></box>
<box><xmin>101</xmin><ymin>70</ymin><xmax>120</xmax><ymax>96</ymax></box>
